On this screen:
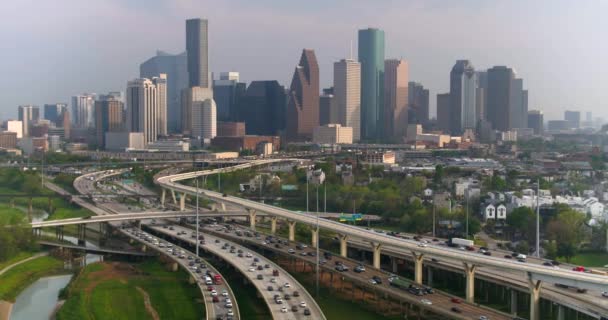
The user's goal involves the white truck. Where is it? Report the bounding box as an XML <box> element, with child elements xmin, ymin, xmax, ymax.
<box><xmin>450</xmin><ymin>238</ymin><xmax>474</xmax><ymax>247</ymax></box>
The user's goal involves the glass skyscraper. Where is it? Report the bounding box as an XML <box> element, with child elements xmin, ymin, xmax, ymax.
<box><xmin>358</xmin><ymin>28</ymin><xmax>385</xmax><ymax>141</ymax></box>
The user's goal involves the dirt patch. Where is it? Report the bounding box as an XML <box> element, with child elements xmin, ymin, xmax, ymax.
<box><xmin>0</xmin><ymin>300</ymin><xmax>13</xmax><ymax>320</ymax></box>
<box><xmin>81</xmin><ymin>262</ymin><xmax>139</xmax><ymax>294</ymax></box>
<box><xmin>136</xmin><ymin>287</ymin><xmax>160</xmax><ymax>320</ymax></box>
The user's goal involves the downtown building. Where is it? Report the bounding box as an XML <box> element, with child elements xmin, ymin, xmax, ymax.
<box><xmin>44</xmin><ymin>103</ymin><xmax>68</xmax><ymax>126</ymax></box>
<box><xmin>564</xmin><ymin>110</ymin><xmax>581</xmax><ymax>129</ymax></box>
<box><xmin>449</xmin><ymin>60</ymin><xmax>477</xmax><ymax>134</ymax></box>
<box><xmin>408</xmin><ymin>82</ymin><xmax>429</xmax><ymax>127</ymax></box>
<box><xmin>213</xmin><ymin>72</ymin><xmax>246</xmax><ymax>121</ymax></box>
<box><xmin>527</xmin><ymin>110</ymin><xmax>544</xmax><ymax>135</ymax></box>
<box><xmin>436</xmin><ymin>93</ymin><xmax>451</xmax><ymax>133</ymax></box>
<box><xmin>236</xmin><ymin>81</ymin><xmax>286</xmax><ymax>136</ymax></box>
<box><xmin>140</xmin><ymin>50</ymin><xmax>187</xmax><ymax>133</ymax></box>
<box><xmin>71</xmin><ymin>94</ymin><xmax>96</xmax><ymax>128</ymax></box>
<box><xmin>358</xmin><ymin>28</ymin><xmax>385</xmax><ymax>141</ymax></box>
<box><xmin>95</xmin><ymin>94</ymin><xmax>125</xmax><ymax>148</ymax></box>
<box><xmin>333</xmin><ymin>59</ymin><xmax>361</xmax><ymax>141</ymax></box>
<box><xmin>286</xmin><ymin>49</ymin><xmax>319</xmax><ymax>141</ymax></box>
<box><xmin>18</xmin><ymin>105</ymin><xmax>40</xmax><ymax>137</ymax></box>
<box><xmin>485</xmin><ymin>66</ymin><xmax>528</xmax><ymax>132</ymax></box>
<box><xmin>319</xmin><ymin>88</ymin><xmax>339</xmax><ymax>126</ymax></box>
<box><xmin>126</xmin><ymin>75</ymin><xmax>167</xmax><ymax>145</ymax></box>
<box><xmin>383</xmin><ymin>59</ymin><xmax>409</xmax><ymax>142</ymax></box>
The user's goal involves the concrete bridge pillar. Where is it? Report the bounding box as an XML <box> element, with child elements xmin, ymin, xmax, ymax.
<box><xmin>311</xmin><ymin>228</ymin><xmax>319</xmax><ymax>248</ymax></box>
<box><xmin>427</xmin><ymin>267</ymin><xmax>433</xmax><ymax>287</ymax></box>
<box><xmin>288</xmin><ymin>220</ymin><xmax>296</xmax><ymax>242</ymax></box>
<box><xmin>339</xmin><ymin>234</ymin><xmax>348</xmax><ymax>257</ymax></box>
<box><xmin>248</xmin><ymin>209</ymin><xmax>257</xmax><ymax>230</ymax></box>
<box><xmin>391</xmin><ymin>257</ymin><xmax>398</xmax><ymax>273</ymax></box>
<box><xmin>141</xmin><ymin>245</ymin><xmax>147</xmax><ymax>253</ymax></box>
<box><xmin>371</xmin><ymin>242</ymin><xmax>382</xmax><ymax>269</ymax></box>
<box><xmin>463</xmin><ymin>262</ymin><xmax>477</xmax><ymax>303</ymax></box>
<box><xmin>171</xmin><ymin>190</ymin><xmax>177</xmax><ymax>205</ymax></box>
<box><xmin>527</xmin><ymin>273</ymin><xmax>542</xmax><ymax>320</ymax></box>
<box><xmin>270</xmin><ymin>216</ymin><xmax>277</xmax><ymax>234</ymax></box>
<box><xmin>161</xmin><ymin>189</ymin><xmax>166</xmax><ymax>207</ymax></box>
<box><xmin>510</xmin><ymin>290</ymin><xmax>518</xmax><ymax>315</ymax></box>
<box><xmin>171</xmin><ymin>262</ymin><xmax>178</xmax><ymax>272</ymax></box>
<box><xmin>179</xmin><ymin>193</ymin><xmax>187</xmax><ymax>211</ymax></box>
<box><xmin>412</xmin><ymin>252</ymin><xmax>424</xmax><ymax>285</ymax></box>
<box><xmin>557</xmin><ymin>305</ymin><xmax>565</xmax><ymax>320</ymax></box>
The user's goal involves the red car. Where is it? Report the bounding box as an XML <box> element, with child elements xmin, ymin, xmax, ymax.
<box><xmin>451</xmin><ymin>298</ymin><xmax>462</xmax><ymax>304</ymax></box>
<box><xmin>207</xmin><ymin>286</ymin><xmax>214</xmax><ymax>291</ymax></box>
<box><xmin>572</xmin><ymin>266</ymin><xmax>586</xmax><ymax>272</ymax></box>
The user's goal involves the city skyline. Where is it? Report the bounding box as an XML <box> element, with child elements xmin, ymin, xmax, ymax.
<box><xmin>1</xmin><ymin>0</ymin><xmax>606</xmax><ymax>122</ymax></box>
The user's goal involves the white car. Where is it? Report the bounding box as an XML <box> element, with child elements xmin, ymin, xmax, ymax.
<box><xmin>248</xmin><ymin>267</ymin><xmax>255</xmax><ymax>272</ymax></box>
<box><xmin>225</xmin><ymin>302</ymin><xmax>233</xmax><ymax>308</ymax></box>
<box><xmin>417</xmin><ymin>243</ymin><xmax>427</xmax><ymax>247</ymax></box>
<box><xmin>299</xmin><ymin>301</ymin><xmax>307</xmax><ymax>308</ymax></box>
<box><xmin>284</xmin><ymin>283</ymin><xmax>291</xmax><ymax>288</ymax></box>
<box><xmin>281</xmin><ymin>306</ymin><xmax>288</xmax><ymax>313</ymax></box>
<box><xmin>420</xmin><ymin>299</ymin><xmax>432</xmax><ymax>305</ymax></box>
<box><xmin>222</xmin><ymin>290</ymin><xmax>228</xmax><ymax>297</ymax></box>
<box><xmin>602</xmin><ymin>291</ymin><xmax>608</xmax><ymax>297</ymax></box>
<box><xmin>227</xmin><ymin>309</ymin><xmax>234</xmax><ymax>316</ymax></box>
<box><xmin>211</xmin><ymin>290</ymin><xmax>217</xmax><ymax>296</ymax></box>
<box><xmin>270</xmin><ymin>278</ymin><xmax>277</xmax><ymax>283</ymax></box>
<box><xmin>369</xmin><ymin>279</ymin><xmax>377</xmax><ymax>285</ymax></box>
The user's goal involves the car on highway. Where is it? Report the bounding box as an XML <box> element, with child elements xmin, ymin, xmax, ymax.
<box><xmin>281</xmin><ymin>306</ymin><xmax>288</xmax><ymax>313</ymax></box>
<box><xmin>291</xmin><ymin>305</ymin><xmax>298</xmax><ymax>312</ymax></box>
<box><xmin>304</xmin><ymin>309</ymin><xmax>311</xmax><ymax>316</ymax></box>
<box><xmin>420</xmin><ymin>299</ymin><xmax>432</xmax><ymax>305</ymax></box>
<box><xmin>300</xmin><ymin>301</ymin><xmax>307</xmax><ymax>308</ymax></box>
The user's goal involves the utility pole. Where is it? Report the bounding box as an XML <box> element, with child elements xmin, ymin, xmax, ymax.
<box><xmin>465</xmin><ymin>194</ymin><xmax>469</xmax><ymax>238</ymax></box>
<box><xmin>432</xmin><ymin>202</ymin><xmax>436</xmax><ymax>237</ymax></box>
<box><xmin>306</xmin><ymin>168</ymin><xmax>309</xmax><ymax>213</ymax></box>
<box><xmin>536</xmin><ymin>178</ymin><xmax>540</xmax><ymax>258</ymax></box>
<box><xmin>196</xmin><ymin>177</ymin><xmax>199</xmax><ymax>256</ymax></box>
<box><xmin>218</xmin><ymin>164</ymin><xmax>221</xmax><ymax>192</ymax></box>
<box><xmin>316</xmin><ymin>180</ymin><xmax>321</xmax><ymax>298</ymax></box>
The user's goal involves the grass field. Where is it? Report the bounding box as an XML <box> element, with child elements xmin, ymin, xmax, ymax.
<box><xmin>57</xmin><ymin>261</ymin><xmax>204</xmax><ymax>320</ymax></box>
<box><xmin>559</xmin><ymin>252</ymin><xmax>608</xmax><ymax>267</ymax></box>
<box><xmin>0</xmin><ymin>205</ymin><xmax>27</xmax><ymax>224</ymax></box>
<box><xmin>0</xmin><ymin>251</ymin><xmax>38</xmax><ymax>271</ymax></box>
<box><xmin>0</xmin><ymin>256</ymin><xmax>64</xmax><ymax>302</ymax></box>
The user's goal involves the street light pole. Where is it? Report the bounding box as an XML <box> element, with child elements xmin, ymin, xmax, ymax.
<box><xmin>432</xmin><ymin>202</ymin><xmax>436</xmax><ymax>237</ymax></box>
<box><xmin>536</xmin><ymin>178</ymin><xmax>540</xmax><ymax>258</ymax></box>
<box><xmin>465</xmin><ymin>194</ymin><xmax>469</xmax><ymax>238</ymax></box>
<box><xmin>316</xmin><ymin>181</ymin><xmax>320</xmax><ymax>298</ymax></box>
<box><xmin>196</xmin><ymin>177</ymin><xmax>200</xmax><ymax>256</ymax></box>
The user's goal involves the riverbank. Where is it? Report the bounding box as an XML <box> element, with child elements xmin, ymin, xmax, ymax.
<box><xmin>0</xmin><ymin>255</ymin><xmax>65</xmax><ymax>302</ymax></box>
<box><xmin>0</xmin><ymin>301</ymin><xmax>12</xmax><ymax>320</ymax></box>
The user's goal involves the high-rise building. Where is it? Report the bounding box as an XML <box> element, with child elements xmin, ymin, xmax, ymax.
<box><xmin>286</xmin><ymin>49</ymin><xmax>320</xmax><ymax>141</ymax></box>
<box><xmin>213</xmin><ymin>72</ymin><xmax>246</xmax><ymax>121</ymax></box>
<box><xmin>44</xmin><ymin>103</ymin><xmax>68</xmax><ymax>125</ymax></box>
<box><xmin>71</xmin><ymin>94</ymin><xmax>96</xmax><ymax>128</ymax></box>
<box><xmin>95</xmin><ymin>94</ymin><xmax>125</xmax><ymax>148</ymax></box>
<box><xmin>449</xmin><ymin>60</ymin><xmax>477</xmax><ymax>134</ymax></box>
<box><xmin>58</xmin><ymin>110</ymin><xmax>71</xmax><ymax>140</ymax></box>
<box><xmin>408</xmin><ymin>82</ymin><xmax>429</xmax><ymax>126</ymax></box>
<box><xmin>191</xmin><ymin>99</ymin><xmax>216</xmax><ymax>140</ymax></box>
<box><xmin>436</xmin><ymin>93</ymin><xmax>451</xmax><ymax>133</ymax></box>
<box><xmin>383</xmin><ymin>59</ymin><xmax>409</xmax><ymax>142</ymax></box>
<box><xmin>358</xmin><ymin>28</ymin><xmax>385</xmax><ymax>141</ymax></box>
<box><xmin>509</xmin><ymin>78</ymin><xmax>528</xmax><ymax>129</ymax></box>
<box><xmin>236</xmin><ymin>81</ymin><xmax>286</xmax><ymax>136</ymax></box>
<box><xmin>181</xmin><ymin>87</ymin><xmax>213</xmax><ymax>136</ymax></box>
<box><xmin>319</xmin><ymin>89</ymin><xmax>339</xmax><ymax>126</ymax></box>
<box><xmin>126</xmin><ymin>75</ymin><xmax>167</xmax><ymax>145</ymax></box>
<box><xmin>18</xmin><ymin>105</ymin><xmax>40</xmax><ymax>137</ymax></box>
<box><xmin>476</xmin><ymin>71</ymin><xmax>488</xmax><ymax>121</ymax></box>
<box><xmin>140</xmin><ymin>51</ymin><xmax>187</xmax><ymax>133</ymax></box>
<box><xmin>564</xmin><ymin>110</ymin><xmax>581</xmax><ymax>129</ymax></box>
<box><xmin>6</xmin><ymin>120</ymin><xmax>23</xmax><ymax>139</ymax></box>
<box><xmin>333</xmin><ymin>59</ymin><xmax>361</xmax><ymax>141</ymax></box>
<box><xmin>486</xmin><ymin>66</ymin><xmax>514</xmax><ymax>131</ymax></box>
<box><xmin>186</xmin><ymin>18</ymin><xmax>209</xmax><ymax>88</ymax></box>
<box><xmin>527</xmin><ymin>110</ymin><xmax>544</xmax><ymax>135</ymax></box>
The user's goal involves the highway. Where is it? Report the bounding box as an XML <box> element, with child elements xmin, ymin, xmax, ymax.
<box><xmin>147</xmin><ymin>223</ymin><xmax>326</xmax><ymax>320</ymax></box>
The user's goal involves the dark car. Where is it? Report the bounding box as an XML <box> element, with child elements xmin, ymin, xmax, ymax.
<box><xmin>372</xmin><ymin>276</ymin><xmax>382</xmax><ymax>284</ymax></box>
<box><xmin>291</xmin><ymin>305</ymin><xmax>298</xmax><ymax>312</ymax></box>
<box><xmin>483</xmin><ymin>251</ymin><xmax>492</xmax><ymax>256</ymax></box>
<box><xmin>451</xmin><ymin>307</ymin><xmax>462</xmax><ymax>313</ymax></box>
<box><xmin>257</xmin><ymin>274</ymin><xmax>263</xmax><ymax>280</ymax></box>
<box><xmin>304</xmin><ymin>309</ymin><xmax>311</xmax><ymax>316</ymax></box>
<box><xmin>284</xmin><ymin>294</ymin><xmax>291</xmax><ymax>300</ymax></box>
<box><xmin>267</xmin><ymin>286</ymin><xmax>273</xmax><ymax>291</ymax></box>
<box><xmin>212</xmin><ymin>296</ymin><xmax>219</xmax><ymax>303</ymax></box>
<box><xmin>293</xmin><ymin>291</ymin><xmax>300</xmax><ymax>297</ymax></box>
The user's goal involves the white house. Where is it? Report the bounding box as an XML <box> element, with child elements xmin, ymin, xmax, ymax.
<box><xmin>496</xmin><ymin>204</ymin><xmax>507</xmax><ymax>219</ymax></box>
<box><xmin>423</xmin><ymin>188</ymin><xmax>433</xmax><ymax>197</ymax></box>
<box><xmin>484</xmin><ymin>204</ymin><xmax>496</xmax><ymax>220</ymax></box>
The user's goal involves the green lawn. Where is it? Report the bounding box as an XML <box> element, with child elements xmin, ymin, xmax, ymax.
<box><xmin>559</xmin><ymin>252</ymin><xmax>608</xmax><ymax>267</ymax></box>
<box><xmin>0</xmin><ymin>251</ymin><xmax>37</xmax><ymax>271</ymax></box>
<box><xmin>57</xmin><ymin>261</ymin><xmax>204</xmax><ymax>320</ymax></box>
<box><xmin>0</xmin><ymin>205</ymin><xmax>27</xmax><ymax>224</ymax></box>
<box><xmin>0</xmin><ymin>256</ymin><xmax>64</xmax><ymax>302</ymax></box>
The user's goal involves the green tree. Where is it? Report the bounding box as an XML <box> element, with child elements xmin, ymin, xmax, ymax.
<box><xmin>546</xmin><ymin>209</ymin><xmax>586</xmax><ymax>262</ymax></box>
<box><xmin>433</xmin><ymin>165</ymin><xmax>444</xmax><ymax>186</ymax></box>
<box><xmin>506</xmin><ymin>207</ymin><xmax>536</xmax><ymax>242</ymax></box>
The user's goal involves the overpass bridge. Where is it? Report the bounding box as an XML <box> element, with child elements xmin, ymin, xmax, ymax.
<box><xmin>156</xmin><ymin>159</ymin><xmax>608</xmax><ymax>320</ymax></box>
<box><xmin>38</xmin><ymin>240</ymin><xmax>154</xmax><ymax>257</ymax></box>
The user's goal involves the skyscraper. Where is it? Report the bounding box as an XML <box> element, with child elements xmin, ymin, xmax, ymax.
<box><xmin>436</xmin><ymin>93</ymin><xmax>451</xmax><ymax>133</ymax></box>
<box><xmin>181</xmin><ymin>87</ymin><xmax>214</xmax><ymax>136</ymax></box>
<box><xmin>95</xmin><ymin>94</ymin><xmax>124</xmax><ymax>148</ymax></box>
<box><xmin>140</xmin><ymin>50</ymin><xmax>187</xmax><ymax>133</ymax></box>
<box><xmin>44</xmin><ymin>103</ymin><xmax>67</xmax><ymax>125</ymax></box>
<box><xmin>564</xmin><ymin>110</ymin><xmax>581</xmax><ymax>129</ymax></box>
<box><xmin>509</xmin><ymin>78</ymin><xmax>528</xmax><ymax>129</ymax></box>
<box><xmin>333</xmin><ymin>59</ymin><xmax>361</xmax><ymax>141</ymax></box>
<box><xmin>71</xmin><ymin>94</ymin><xmax>96</xmax><ymax>128</ymax></box>
<box><xmin>319</xmin><ymin>88</ymin><xmax>339</xmax><ymax>126</ymax></box>
<box><xmin>236</xmin><ymin>81</ymin><xmax>286</xmax><ymax>136</ymax></box>
<box><xmin>358</xmin><ymin>28</ymin><xmax>385</xmax><ymax>141</ymax></box>
<box><xmin>527</xmin><ymin>110</ymin><xmax>544</xmax><ymax>135</ymax></box>
<box><xmin>192</xmin><ymin>99</ymin><xmax>217</xmax><ymax>140</ymax></box>
<box><xmin>213</xmin><ymin>72</ymin><xmax>246</xmax><ymax>121</ymax></box>
<box><xmin>476</xmin><ymin>71</ymin><xmax>488</xmax><ymax>121</ymax></box>
<box><xmin>408</xmin><ymin>82</ymin><xmax>429</xmax><ymax>126</ymax></box>
<box><xmin>18</xmin><ymin>105</ymin><xmax>39</xmax><ymax>137</ymax></box>
<box><xmin>486</xmin><ymin>66</ymin><xmax>514</xmax><ymax>131</ymax></box>
<box><xmin>286</xmin><ymin>49</ymin><xmax>319</xmax><ymax>141</ymax></box>
<box><xmin>383</xmin><ymin>59</ymin><xmax>409</xmax><ymax>142</ymax></box>
<box><xmin>186</xmin><ymin>18</ymin><xmax>209</xmax><ymax>88</ymax></box>
<box><xmin>449</xmin><ymin>60</ymin><xmax>477</xmax><ymax>134</ymax></box>
<box><xmin>154</xmin><ymin>74</ymin><xmax>168</xmax><ymax>136</ymax></box>
<box><xmin>126</xmin><ymin>75</ymin><xmax>167</xmax><ymax>145</ymax></box>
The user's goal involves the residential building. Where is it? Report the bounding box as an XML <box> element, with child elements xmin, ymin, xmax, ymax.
<box><xmin>436</xmin><ymin>93</ymin><xmax>451</xmax><ymax>133</ymax></box>
<box><xmin>358</xmin><ymin>28</ymin><xmax>385</xmax><ymax>141</ymax></box>
<box><xmin>95</xmin><ymin>94</ymin><xmax>125</xmax><ymax>148</ymax></box>
<box><xmin>71</xmin><ymin>94</ymin><xmax>95</xmax><ymax>128</ymax></box>
<box><xmin>486</xmin><ymin>66</ymin><xmax>514</xmax><ymax>131</ymax></box>
<box><xmin>44</xmin><ymin>103</ymin><xmax>67</xmax><ymax>125</ymax></box>
<box><xmin>186</xmin><ymin>18</ymin><xmax>210</xmax><ymax>88</ymax></box>
<box><xmin>384</xmin><ymin>59</ymin><xmax>409</xmax><ymax>142</ymax></box>
<box><xmin>126</xmin><ymin>75</ymin><xmax>167</xmax><ymax>145</ymax></box>
<box><xmin>236</xmin><ymin>81</ymin><xmax>286</xmax><ymax>136</ymax></box>
<box><xmin>18</xmin><ymin>105</ymin><xmax>39</xmax><ymax>137</ymax></box>
<box><xmin>359</xmin><ymin>151</ymin><xmax>395</xmax><ymax>165</ymax></box>
<box><xmin>313</xmin><ymin>124</ymin><xmax>353</xmax><ymax>144</ymax></box>
<box><xmin>333</xmin><ymin>59</ymin><xmax>361</xmax><ymax>141</ymax></box>
<box><xmin>213</xmin><ymin>72</ymin><xmax>246</xmax><ymax>121</ymax></box>
<box><xmin>564</xmin><ymin>110</ymin><xmax>581</xmax><ymax>129</ymax></box>
<box><xmin>408</xmin><ymin>82</ymin><xmax>429</xmax><ymax>126</ymax></box>
<box><xmin>140</xmin><ymin>50</ymin><xmax>187</xmax><ymax>133</ymax></box>
<box><xmin>527</xmin><ymin>110</ymin><xmax>543</xmax><ymax>135</ymax></box>
<box><xmin>449</xmin><ymin>60</ymin><xmax>477</xmax><ymax>134</ymax></box>
<box><xmin>286</xmin><ymin>49</ymin><xmax>320</xmax><ymax>141</ymax></box>
<box><xmin>217</xmin><ymin>122</ymin><xmax>245</xmax><ymax>137</ymax></box>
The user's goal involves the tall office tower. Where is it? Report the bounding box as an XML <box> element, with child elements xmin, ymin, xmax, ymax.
<box><xmin>408</xmin><ymin>82</ymin><xmax>429</xmax><ymax>126</ymax></box>
<box><xmin>586</xmin><ymin>112</ymin><xmax>593</xmax><ymax>122</ymax></box>
<box><xmin>140</xmin><ymin>50</ymin><xmax>187</xmax><ymax>133</ymax></box>
<box><xmin>236</xmin><ymin>81</ymin><xmax>286</xmax><ymax>136</ymax></box>
<box><xmin>509</xmin><ymin>77</ymin><xmax>528</xmax><ymax>129</ymax></box>
<box><xmin>71</xmin><ymin>94</ymin><xmax>96</xmax><ymax>128</ymax></box>
<box><xmin>436</xmin><ymin>93</ymin><xmax>451</xmax><ymax>133</ymax></box>
<box><xmin>449</xmin><ymin>60</ymin><xmax>477</xmax><ymax>134</ymax></box>
<box><xmin>44</xmin><ymin>103</ymin><xmax>67</xmax><ymax>125</ymax></box>
<box><xmin>153</xmin><ymin>74</ymin><xmax>168</xmax><ymax>136</ymax></box>
<box><xmin>333</xmin><ymin>59</ymin><xmax>361</xmax><ymax>141</ymax></box>
<box><xmin>191</xmin><ymin>99</ymin><xmax>216</xmax><ymax>140</ymax></box>
<box><xmin>58</xmin><ymin>110</ymin><xmax>71</xmax><ymax>140</ymax></box>
<box><xmin>213</xmin><ymin>72</ymin><xmax>246</xmax><ymax>121</ymax></box>
<box><xmin>126</xmin><ymin>77</ymin><xmax>166</xmax><ymax>145</ymax></box>
<box><xmin>527</xmin><ymin>110</ymin><xmax>544</xmax><ymax>135</ymax></box>
<box><xmin>486</xmin><ymin>66</ymin><xmax>514</xmax><ymax>131</ymax></box>
<box><xmin>476</xmin><ymin>71</ymin><xmax>488</xmax><ymax>121</ymax></box>
<box><xmin>186</xmin><ymin>18</ymin><xmax>210</xmax><ymax>88</ymax></box>
<box><xmin>95</xmin><ymin>94</ymin><xmax>125</xmax><ymax>148</ymax></box>
<box><xmin>18</xmin><ymin>105</ymin><xmax>40</xmax><ymax>137</ymax></box>
<box><xmin>319</xmin><ymin>88</ymin><xmax>339</xmax><ymax>126</ymax></box>
<box><xmin>286</xmin><ymin>49</ymin><xmax>320</xmax><ymax>141</ymax></box>
<box><xmin>564</xmin><ymin>110</ymin><xmax>581</xmax><ymax>129</ymax></box>
<box><xmin>181</xmin><ymin>86</ymin><xmax>214</xmax><ymax>136</ymax></box>
<box><xmin>358</xmin><ymin>28</ymin><xmax>385</xmax><ymax>141</ymax></box>
<box><xmin>383</xmin><ymin>59</ymin><xmax>409</xmax><ymax>142</ymax></box>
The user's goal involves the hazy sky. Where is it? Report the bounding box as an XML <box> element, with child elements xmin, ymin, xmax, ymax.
<box><xmin>2</xmin><ymin>0</ymin><xmax>607</xmax><ymax>121</ymax></box>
